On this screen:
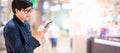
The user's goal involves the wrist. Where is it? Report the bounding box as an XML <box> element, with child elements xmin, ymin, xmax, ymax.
<box><xmin>38</xmin><ymin>39</ymin><xmax>42</xmax><ymax>44</ymax></box>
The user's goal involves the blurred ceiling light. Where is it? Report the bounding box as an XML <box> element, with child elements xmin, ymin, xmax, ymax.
<box><xmin>62</xmin><ymin>3</ymin><xmax>71</xmax><ymax>10</ymax></box>
<box><xmin>43</xmin><ymin>1</ymin><xmax>49</xmax><ymax>10</ymax></box>
<box><xmin>1</xmin><ymin>0</ymin><xmax>8</xmax><ymax>7</ymax></box>
<box><xmin>1</xmin><ymin>0</ymin><xmax>8</xmax><ymax>2</ymax></box>
<box><xmin>50</xmin><ymin>5</ymin><xmax>61</xmax><ymax>11</ymax></box>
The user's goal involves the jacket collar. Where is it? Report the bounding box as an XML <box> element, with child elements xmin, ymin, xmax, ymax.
<box><xmin>13</xmin><ymin>15</ymin><xmax>26</xmax><ymax>27</ymax></box>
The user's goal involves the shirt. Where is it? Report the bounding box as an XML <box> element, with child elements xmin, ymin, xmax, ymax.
<box><xmin>3</xmin><ymin>15</ymin><xmax>40</xmax><ymax>53</ymax></box>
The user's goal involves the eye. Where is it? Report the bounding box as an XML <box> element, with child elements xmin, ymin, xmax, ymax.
<box><xmin>24</xmin><ymin>9</ymin><xmax>32</xmax><ymax>14</ymax></box>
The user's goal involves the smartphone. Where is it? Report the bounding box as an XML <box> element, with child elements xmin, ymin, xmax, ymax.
<box><xmin>44</xmin><ymin>21</ymin><xmax>53</xmax><ymax>28</ymax></box>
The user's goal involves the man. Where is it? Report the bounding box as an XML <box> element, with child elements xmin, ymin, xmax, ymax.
<box><xmin>3</xmin><ymin>0</ymin><xmax>48</xmax><ymax>53</ymax></box>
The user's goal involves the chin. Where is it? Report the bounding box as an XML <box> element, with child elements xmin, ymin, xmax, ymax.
<box><xmin>26</xmin><ymin>18</ymin><xmax>29</xmax><ymax>21</ymax></box>
<box><xmin>26</xmin><ymin>18</ymin><xmax>30</xmax><ymax>21</ymax></box>
<box><xmin>26</xmin><ymin>17</ymin><xmax>30</xmax><ymax>20</ymax></box>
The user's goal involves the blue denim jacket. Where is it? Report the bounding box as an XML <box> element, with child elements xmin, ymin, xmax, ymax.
<box><xmin>3</xmin><ymin>15</ymin><xmax>40</xmax><ymax>53</ymax></box>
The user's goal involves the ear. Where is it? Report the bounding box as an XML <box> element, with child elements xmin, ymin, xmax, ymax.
<box><xmin>15</xmin><ymin>9</ymin><xmax>19</xmax><ymax>13</ymax></box>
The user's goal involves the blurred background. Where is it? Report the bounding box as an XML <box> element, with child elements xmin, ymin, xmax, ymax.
<box><xmin>1</xmin><ymin>0</ymin><xmax>120</xmax><ymax>53</ymax></box>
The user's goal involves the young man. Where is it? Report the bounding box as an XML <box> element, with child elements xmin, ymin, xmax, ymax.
<box><xmin>3</xmin><ymin>0</ymin><xmax>48</xmax><ymax>53</ymax></box>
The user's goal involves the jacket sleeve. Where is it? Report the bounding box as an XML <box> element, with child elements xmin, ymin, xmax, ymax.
<box><xmin>27</xmin><ymin>36</ymin><xmax>40</xmax><ymax>50</ymax></box>
<box><xmin>24</xmin><ymin>21</ymin><xmax>41</xmax><ymax>50</ymax></box>
<box><xmin>4</xmin><ymin>26</ymin><xmax>40</xmax><ymax>53</ymax></box>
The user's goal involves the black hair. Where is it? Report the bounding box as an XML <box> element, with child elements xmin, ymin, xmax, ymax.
<box><xmin>12</xmin><ymin>0</ymin><xmax>33</xmax><ymax>14</ymax></box>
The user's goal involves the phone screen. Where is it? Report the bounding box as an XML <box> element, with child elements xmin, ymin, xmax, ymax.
<box><xmin>44</xmin><ymin>21</ymin><xmax>53</xmax><ymax>28</ymax></box>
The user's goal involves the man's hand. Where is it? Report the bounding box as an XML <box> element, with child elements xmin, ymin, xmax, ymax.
<box><xmin>35</xmin><ymin>26</ymin><xmax>49</xmax><ymax>40</ymax></box>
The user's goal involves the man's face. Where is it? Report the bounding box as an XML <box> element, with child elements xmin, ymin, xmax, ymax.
<box><xmin>15</xmin><ymin>6</ymin><xmax>33</xmax><ymax>21</ymax></box>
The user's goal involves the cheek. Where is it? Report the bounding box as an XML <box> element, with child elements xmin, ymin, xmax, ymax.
<box><xmin>20</xmin><ymin>13</ymin><xmax>26</xmax><ymax>17</ymax></box>
<box><xmin>23</xmin><ymin>14</ymin><xmax>27</xmax><ymax>18</ymax></box>
<box><xmin>21</xmin><ymin>14</ymin><xmax>27</xmax><ymax>20</ymax></box>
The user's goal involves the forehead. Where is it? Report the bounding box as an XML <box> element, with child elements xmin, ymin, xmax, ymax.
<box><xmin>25</xmin><ymin>6</ymin><xmax>33</xmax><ymax>10</ymax></box>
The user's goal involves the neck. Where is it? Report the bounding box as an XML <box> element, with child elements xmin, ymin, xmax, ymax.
<box><xmin>15</xmin><ymin>14</ymin><xmax>24</xmax><ymax>23</ymax></box>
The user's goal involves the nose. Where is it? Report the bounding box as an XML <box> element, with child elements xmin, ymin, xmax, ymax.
<box><xmin>27</xmin><ymin>11</ymin><xmax>32</xmax><ymax>16</ymax></box>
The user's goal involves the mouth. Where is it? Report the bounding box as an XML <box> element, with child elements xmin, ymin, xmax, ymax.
<box><xmin>26</xmin><ymin>16</ymin><xmax>30</xmax><ymax>18</ymax></box>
